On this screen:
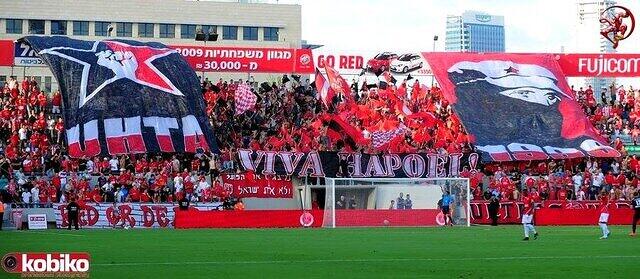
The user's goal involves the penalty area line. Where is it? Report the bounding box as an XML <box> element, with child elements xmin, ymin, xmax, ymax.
<box><xmin>92</xmin><ymin>255</ymin><xmax>640</xmax><ymax>267</ymax></box>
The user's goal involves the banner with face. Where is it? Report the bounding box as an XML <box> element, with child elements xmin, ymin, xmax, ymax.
<box><xmin>424</xmin><ymin>53</ymin><xmax>620</xmax><ymax>162</ymax></box>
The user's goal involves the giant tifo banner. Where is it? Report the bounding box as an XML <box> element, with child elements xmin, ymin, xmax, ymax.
<box><xmin>53</xmin><ymin>202</ymin><xmax>222</xmax><ymax>229</ymax></box>
<box><xmin>470</xmin><ymin>200</ymin><xmax>634</xmax><ymax>225</ymax></box>
<box><xmin>173</xmin><ymin>45</ymin><xmax>314</xmax><ymax>73</ymax></box>
<box><xmin>13</xmin><ymin>40</ymin><xmax>46</xmax><ymax>67</ymax></box>
<box><xmin>20</xmin><ymin>36</ymin><xmax>218</xmax><ymax>157</ymax></box>
<box><xmin>221</xmin><ymin>173</ymin><xmax>293</xmax><ymax>198</ymax></box>
<box><xmin>425</xmin><ymin>53</ymin><xmax>621</xmax><ymax>162</ymax></box>
<box><xmin>238</xmin><ymin>150</ymin><xmax>479</xmax><ymax>178</ymax></box>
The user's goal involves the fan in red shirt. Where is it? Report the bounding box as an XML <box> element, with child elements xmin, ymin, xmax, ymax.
<box><xmin>604</xmin><ymin>171</ymin><xmax>616</xmax><ymax>189</ymax></box>
<box><xmin>51</xmin><ymin>91</ymin><xmax>62</xmax><ymax>113</ymax></box>
<box><xmin>91</xmin><ymin>188</ymin><xmax>102</xmax><ymax>203</ymax></box>
<box><xmin>128</xmin><ymin>185</ymin><xmax>141</xmax><ymax>202</ymax></box>
<box><xmin>135</xmin><ymin>159</ymin><xmax>147</xmax><ymax>173</ymax></box>
<box><xmin>190</xmin><ymin>159</ymin><xmax>200</xmax><ymax>172</ymax></box>
<box><xmin>557</xmin><ymin>186</ymin><xmax>567</xmax><ymax>201</ymax></box>
<box><xmin>615</xmin><ymin>173</ymin><xmax>626</xmax><ymax>189</ymax></box>
<box><xmin>536</xmin><ymin>162</ymin><xmax>548</xmax><ymax>175</ymax></box>
<box><xmin>524</xmin><ymin>176</ymin><xmax>536</xmax><ymax>192</ymax></box>
<box><xmin>598</xmin><ymin>190</ymin><xmax>612</xmax><ymax>239</ymax></box>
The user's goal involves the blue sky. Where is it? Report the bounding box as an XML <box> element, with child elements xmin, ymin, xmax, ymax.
<box><xmin>281</xmin><ymin>0</ymin><xmax>640</xmax><ymax>53</ymax></box>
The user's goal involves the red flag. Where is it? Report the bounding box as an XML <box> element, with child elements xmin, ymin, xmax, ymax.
<box><xmin>323</xmin><ymin>114</ymin><xmax>368</xmax><ymax>146</ymax></box>
<box><xmin>314</xmin><ymin>68</ymin><xmax>334</xmax><ymax>106</ymax></box>
<box><xmin>324</xmin><ymin>64</ymin><xmax>352</xmax><ymax>101</ymax></box>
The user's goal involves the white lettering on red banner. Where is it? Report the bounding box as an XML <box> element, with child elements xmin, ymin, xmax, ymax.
<box><xmin>172</xmin><ymin>45</ymin><xmax>313</xmax><ymax>73</ymax></box>
<box><xmin>222</xmin><ymin>174</ymin><xmax>293</xmax><ymax>198</ymax></box>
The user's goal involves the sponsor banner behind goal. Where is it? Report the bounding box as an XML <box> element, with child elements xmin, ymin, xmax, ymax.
<box><xmin>53</xmin><ymin>202</ymin><xmax>221</xmax><ymax>229</ymax></box>
<box><xmin>470</xmin><ymin>200</ymin><xmax>633</xmax><ymax>225</ymax></box>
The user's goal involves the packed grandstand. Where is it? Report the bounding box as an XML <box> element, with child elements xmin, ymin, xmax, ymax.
<box><xmin>0</xmin><ymin>72</ymin><xmax>638</xmax><ymax>208</ymax></box>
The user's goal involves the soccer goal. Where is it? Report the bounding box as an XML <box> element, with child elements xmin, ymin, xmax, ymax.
<box><xmin>321</xmin><ymin>178</ymin><xmax>470</xmax><ymax>228</ymax></box>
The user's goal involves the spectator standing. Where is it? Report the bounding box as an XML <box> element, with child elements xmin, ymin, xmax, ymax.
<box><xmin>404</xmin><ymin>194</ymin><xmax>412</xmax><ymax>209</ymax></box>
<box><xmin>21</xmin><ymin>190</ymin><xmax>32</xmax><ymax>207</ymax></box>
<box><xmin>109</xmin><ymin>157</ymin><xmax>119</xmax><ymax>173</ymax></box>
<box><xmin>348</xmin><ymin>195</ymin><xmax>357</xmax><ymax>209</ymax></box>
<box><xmin>396</xmin><ymin>192</ymin><xmax>405</xmax><ymax>210</ymax></box>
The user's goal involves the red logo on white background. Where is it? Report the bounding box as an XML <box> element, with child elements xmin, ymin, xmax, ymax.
<box><xmin>299</xmin><ymin>54</ymin><xmax>311</xmax><ymax>65</ymax></box>
<box><xmin>435</xmin><ymin>212</ymin><xmax>446</xmax><ymax>226</ymax></box>
<box><xmin>2</xmin><ymin>253</ymin><xmax>90</xmax><ymax>277</ymax></box>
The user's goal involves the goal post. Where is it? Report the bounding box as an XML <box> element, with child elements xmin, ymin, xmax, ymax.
<box><xmin>321</xmin><ymin>178</ymin><xmax>470</xmax><ymax>228</ymax></box>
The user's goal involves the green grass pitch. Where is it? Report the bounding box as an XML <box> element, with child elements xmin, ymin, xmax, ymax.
<box><xmin>1</xmin><ymin>225</ymin><xmax>639</xmax><ymax>278</ymax></box>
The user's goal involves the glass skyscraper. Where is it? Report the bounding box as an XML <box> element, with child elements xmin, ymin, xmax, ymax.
<box><xmin>445</xmin><ymin>11</ymin><xmax>505</xmax><ymax>52</ymax></box>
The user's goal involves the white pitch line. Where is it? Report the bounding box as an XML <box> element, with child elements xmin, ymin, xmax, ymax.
<box><xmin>92</xmin><ymin>255</ymin><xmax>640</xmax><ymax>267</ymax></box>
<box><xmin>21</xmin><ymin>231</ymin><xmax>86</xmax><ymax>237</ymax></box>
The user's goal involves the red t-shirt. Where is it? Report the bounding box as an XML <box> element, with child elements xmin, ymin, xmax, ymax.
<box><xmin>129</xmin><ymin>187</ymin><xmax>140</xmax><ymax>202</ymax></box>
<box><xmin>52</xmin><ymin>93</ymin><xmax>62</xmax><ymax>106</ymax></box>
<box><xmin>599</xmin><ymin>196</ymin><xmax>610</xmax><ymax>213</ymax></box>
<box><xmin>604</xmin><ymin>174</ymin><xmax>615</xmax><ymax>185</ymax></box>
<box><xmin>616</xmin><ymin>174</ymin><xmax>626</xmax><ymax>187</ymax></box>
<box><xmin>523</xmin><ymin>196</ymin><xmax>534</xmax><ymax>215</ymax></box>
<box><xmin>557</xmin><ymin>189</ymin><xmax>567</xmax><ymax>201</ymax></box>
<box><xmin>22</xmin><ymin>160</ymin><xmax>33</xmax><ymax>172</ymax></box>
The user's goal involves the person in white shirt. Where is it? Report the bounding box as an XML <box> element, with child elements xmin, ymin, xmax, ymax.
<box><xmin>109</xmin><ymin>157</ymin><xmax>119</xmax><ymax>172</ymax></box>
<box><xmin>31</xmin><ymin>186</ymin><xmax>40</xmax><ymax>205</ymax></box>
<box><xmin>577</xmin><ymin>189</ymin><xmax>586</xmax><ymax>201</ymax></box>
<box><xmin>59</xmin><ymin>170</ymin><xmax>68</xmax><ymax>187</ymax></box>
<box><xmin>611</xmin><ymin>161</ymin><xmax>620</xmax><ymax>175</ymax></box>
<box><xmin>593</xmin><ymin>169</ymin><xmax>604</xmax><ymax>188</ymax></box>
<box><xmin>86</xmin><ymin>159</ymin><xmax>95</xmax><ymax>173</ymax></box>
<box><xmin>22</xmin><ymin>191</ymin><xmax>32</xmax><ymax>206</ymax></box>
<box><xmin>102</xmin><ymin>181</ymin><xmax>114</xmax><ymax>192</ymax></box>
<box><xmin>196</xmin><ymin>177</ymin><xmax>210</xmax><ymax>197</ymax></box>
<box><xmin>18</xmin><ymin>126</ymin><xmax>27</xmax><ymax>142</ymax></box>
<box><xmin>572</xmin><ymin>173</ymin><xmax>583</xmax><ymax>194</ymax></box>
<box><xmin>174</xmin><ymin>176</ymin><xmax>184</xmax><ymax>194</ymax></box>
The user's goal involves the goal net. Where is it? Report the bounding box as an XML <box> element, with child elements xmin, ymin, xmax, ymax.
<box><xmin>321</xmin><ymin>178</ymin><xmax>470</xmax><ymax>228</ymax></box>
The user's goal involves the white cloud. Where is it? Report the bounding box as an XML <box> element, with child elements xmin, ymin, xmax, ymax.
<box><xmin>285</xmin><ymin>0</ymin><xmax>639</xmax><ymax>54</ymax></box>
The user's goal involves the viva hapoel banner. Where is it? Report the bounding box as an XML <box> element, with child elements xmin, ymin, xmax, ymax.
<box><xmin>238</xmin><ymin>150</ymin><xmax>479</xmax><ymax>178</ymax></box>
<box><xmin>221</xmin><ymin>173</ymin><xmax>293</xmax><ymax>198</ymax></box>
<box><xmin>424</xmin><ymin>53</ymin><xmax>620</xmax><ymax>162</ymax></box>
<box><xmin>173</xmin><ymin>45</ymin><xmax>314</xmax><ymax>73</ymax></box>
<box><xmin>20</xmin><ymin>36</ymin><xmax>218</xmax><ymax>157</ymax></box>
<box><xmin>53</xmin><ymin>202</ymin><xmax>222</xmax><ymax>229</ymax></box>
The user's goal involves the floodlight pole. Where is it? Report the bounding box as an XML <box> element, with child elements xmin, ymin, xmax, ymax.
<box><xmin>431</xmin><ymin>35</ymin><xmax>438</xmax><ymax>87</ymax></box>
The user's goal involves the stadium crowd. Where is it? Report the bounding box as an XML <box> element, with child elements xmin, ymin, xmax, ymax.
<box><xmin>1</xmin><ymin>74</ymin><xmax>639</xmax><ymax>207</ymax></box>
